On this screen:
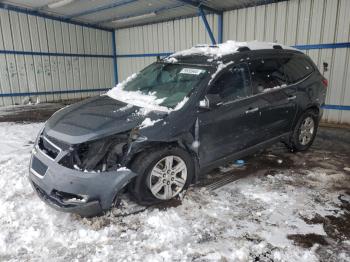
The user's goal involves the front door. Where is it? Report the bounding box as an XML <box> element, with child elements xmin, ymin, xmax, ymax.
<box><xmin>197</xmin><ymin>63</ymin><xmax>267</xmax><ymax>166</ymax></box>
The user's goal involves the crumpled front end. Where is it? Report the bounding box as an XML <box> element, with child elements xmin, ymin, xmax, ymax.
<box><xmin>29</xmin><ymin>131</ymin><xmax>138</xmax><ymax>217</ymax></box>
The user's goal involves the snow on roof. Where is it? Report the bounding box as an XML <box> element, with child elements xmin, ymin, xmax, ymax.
<box><xmin>169</xmin><ymin>40</ymin><xmax>298</xmax><ymax>59</ymax></box>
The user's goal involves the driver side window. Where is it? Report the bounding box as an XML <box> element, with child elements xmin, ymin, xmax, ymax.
<box><xmin>208</xmin><ymin>63</ymin><xmax>251</xmax><ymax>101</ymax></box>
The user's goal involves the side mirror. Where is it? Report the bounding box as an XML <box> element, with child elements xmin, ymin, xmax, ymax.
<box><xmin>199</xmin><ymin>94</ymin><xmax>221</xmax><ymax>109</ymax></box>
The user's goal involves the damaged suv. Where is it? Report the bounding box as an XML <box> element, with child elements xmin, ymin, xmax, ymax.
<box><xmin>29</xmin><ymin>41</ymin><xmax>327</xmax><ymax>217</ymax></box>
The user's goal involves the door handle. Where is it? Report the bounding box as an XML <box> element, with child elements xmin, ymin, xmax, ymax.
<box><xmin>245</xmin><ymin>107</ymin><xmax>259</xmax><ymax>114</ymax></box>
<box><xmin>287</xmin><ymin>95</ymin><xmax>297</xmax><ymax>101</ymax></box>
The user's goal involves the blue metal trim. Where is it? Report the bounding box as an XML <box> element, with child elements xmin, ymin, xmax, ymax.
<box><xmin>0</xmin><ymin>50</ymin><xmax>113</xmax><ymax>58</ymax></box>
<box><xmin>0</xmin><ymin>3</ymin><xmax>113</xmax><ymax>32</ymax></box>
<box><xmin>218</xmin><ymin>13</ymin><xmax>223</xmax><ymax>44</ymax></box>
<box><xmin>1</xmin><ymin>86</ymin><xmax>350</xmax><ymax>112</ymax></box>
<box><xmin>0</xmin><ymin>88</ymin><xmax>110</xmax><ymax>98</ymax></box>
<box><xmin>293</xmin><ymin>42</ymin><xmax>350</xmax><ymax>50</ymax></box>
<box><xmin>67</xmin><ymin>0</ymin><xmax>137</xmax><ymax>18</ymax></box>
<box><xmin>112</xmin><ymin>31</ymin><xmax>119</xmax><ymax>85</ymax></box>
<box><xmin>198</xmin><ymin>7</ymin><xmax>216</xmax><ymax>45</ymax></box>
<box><xmin>116</xmin><ymin>52</ymin><xmax>172</xmax><ymax>58</ymax></box>
<box><xmin>322</xmin><ymin>104</ymin><xmax>350</xmax><ymax>111</ymax></box>
<box><xmin>96</xmin><ymin>3</ymin><xmax>185</xmax><ymax>25</ymax></box>
<box><xmin>176</xmin><ymin>0</ymin><xmax>222</xmax><ymax>14</ymax></box>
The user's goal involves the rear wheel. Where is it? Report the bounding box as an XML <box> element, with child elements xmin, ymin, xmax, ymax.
<box><xmin>128</xmin><ymin>147</ymin><xmax>194</xmax><ymax>205</ymax></box>
<box><xmin>287</xmin><ymin>110</ymin><xmax>319</xmax><ymax>152</ymax></box>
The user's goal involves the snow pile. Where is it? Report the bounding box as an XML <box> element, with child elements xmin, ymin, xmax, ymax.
<box><xmin>163</xmin><ymin>57</ymin><xmax>178</xmax><ymax>63</ymax></box>
<box><xmin>140</xmin><ymin>118</ymin><xmax>162</xmax><ymax>129</ymax></box>
<box><xmin>108</xmin><ymin>88</ymin><xmax>169</xmax><ymax>112</ymax></box>
<box><xmin>170</xmin><ymin>40</ymin><xmax>298</xmax><ymax>59</ymax></box>
<box><xmin>107</xmin><ymin>73</ymin><xmax>188</xmax><ymax>113</ymax></box>
<box><xmin>115</xmin><ymin>103</ymin><xmax>133</xmax><ymax>112</ymax></box>
<box><xmin>107</xmin><ymin>74</ymin><xmax>169</xmax><ymax>112</ymax></box>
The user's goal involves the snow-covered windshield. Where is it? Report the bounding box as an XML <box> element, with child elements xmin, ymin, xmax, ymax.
<box><xmin>107</xmin><ymin>63</ymin><xmax>208</xmax><ymax>110</ymax></box>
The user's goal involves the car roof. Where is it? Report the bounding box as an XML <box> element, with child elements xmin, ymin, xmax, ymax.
<box><xmin>162</xmin><ymin>40</ymin><xmax>304</xmax><ymax>66</ymax></box>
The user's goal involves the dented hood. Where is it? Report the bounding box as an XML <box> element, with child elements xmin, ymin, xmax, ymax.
<box><xmin>45</xmin><ymin>95</ymin><xmax>166</xmax><ymax>144</ymax></box>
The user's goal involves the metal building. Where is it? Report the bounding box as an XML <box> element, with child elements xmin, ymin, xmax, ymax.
<box><xmin>0</xmin><ymin>0</ymin><xmax>349</xmax><ymax>125</ymax></box>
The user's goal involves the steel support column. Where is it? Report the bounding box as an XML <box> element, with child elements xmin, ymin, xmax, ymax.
<box><xmin>112</xmin><ymin>31</ymin><xmax>119</xmax><ymax>85</ymax></box>
<box><xmin>198</xmin><ymin>7</ymin><xmax>216</xmax><ymax>45</ymax></box>
<box><xmin>218</xmin><ymin>12</ymin><xmax>223</xmax><ymax>44</ymax></box>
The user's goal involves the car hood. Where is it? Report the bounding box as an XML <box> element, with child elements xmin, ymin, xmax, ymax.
<box><xmin>45</xmin><ymin>95</ymin><xmax>167</xmax><ymax>144</ymax></box>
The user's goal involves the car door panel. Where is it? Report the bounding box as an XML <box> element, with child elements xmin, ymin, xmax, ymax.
<box><xmin>197</xmin><ymin>62</ymin><xmax>269</xmax><ymax>166</ymax></box>
<box><xmin>248</xmin><ymin>55</ymin><xmax>298</xmax><ymax>140</ymax></box>
<box><xmin>258</xmin><ymin>86</ymin><xmax>297</xmax><ymax>140</ymax></box>
<box><xmin>198</xmin><ymin>96</ymin><xmax>268</xmax><ymax>165</ymax></box>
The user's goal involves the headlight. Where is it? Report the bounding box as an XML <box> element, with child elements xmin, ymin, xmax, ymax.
<box><xmin>34</xmin><ymin>125</ymin><xmax>45</xmax><ymax>146</ymax></box>
<box><xmin>32</xmin><ymin>126</ymin><xmax>45</xmax><ymax>155</ymax></box>
<box><xmin>59</xmin><ymin>134</ymin><xmax>128</xmax><ymax>172</ymax></box>
<box><xmin>129</xmin><ymin>128</ymin><xmax>148</xmax><ymax>142</ymax></box>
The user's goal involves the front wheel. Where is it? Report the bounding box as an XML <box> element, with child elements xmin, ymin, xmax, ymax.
<box><xmin>128</xmin><ymin>147</ymin><xmax>194</xmax><ymax>205</ymax></box>
<box><xmin>288</xmin><ymin>110</ymin><xmax>319</xmax><ymax>152</ymax></box>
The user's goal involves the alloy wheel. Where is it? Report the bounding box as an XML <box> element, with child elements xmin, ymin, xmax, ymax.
<box><xmin>148</xmin><ymin>155</ymin><xmax>187</xmax><ymax>200</ymax></box>
<box><xmin>299</xmin><ymin>116</ymin><xmax>315</xmax><ymax>145</ymax></box>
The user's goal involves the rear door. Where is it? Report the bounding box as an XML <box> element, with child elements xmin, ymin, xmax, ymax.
<box><xmin>282</xmin><ymin>53</ymin><xmax>318</xmax><ymax>118</ymax></box>
<box><xmin>248</xmin><ymin>55</ymin><xmax>297</xmax><ymax>140</ymax></box>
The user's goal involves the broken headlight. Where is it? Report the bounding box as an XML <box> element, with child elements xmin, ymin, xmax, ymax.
<box><xmin>129</xmin><ymin>128</ymin><xmax>147</xmax><ymax>142</ymax></box>
<box><xmin>59</xmin><ymin>134</ymin><xmax>129</xmax><ymax>172</ymax></box>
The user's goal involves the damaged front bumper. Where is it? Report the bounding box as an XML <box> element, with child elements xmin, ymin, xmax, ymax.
<box><xmin>29</xmin><ymin>146</ymin><xmax>137</xmax><ymax>217</ymax></box>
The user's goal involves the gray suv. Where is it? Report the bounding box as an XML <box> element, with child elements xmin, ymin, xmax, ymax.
<box><xmin>29</xmin><ymin>41</ymin><xmax>327</xmax><ymax>217</ymax></box>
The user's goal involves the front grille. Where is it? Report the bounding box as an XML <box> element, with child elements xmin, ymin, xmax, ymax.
<box><xmin>44</xmin><ymin>135</ymin><xmax>70</xmax><ymax>151</ymax></box>
<box><xmin>38</xmin><ymin>136</ymin><xmax>61</xmax><ymax>159</ymax></box>
<box><xmin>31</xmin><ymin>156</ymin><xmax>48</xmax><ymax>177</ymax></box>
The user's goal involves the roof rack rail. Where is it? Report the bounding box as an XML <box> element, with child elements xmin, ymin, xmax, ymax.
<box><xmin>194</xmin><ymin>44</ymin><xmax>219</xmax><ymax>48</ymax></box>
<box><xmin>237</xmin><ymin>46</ymin><xmax>251</xmax><ymax>52</ymax></box>
<box><xmin>273</xmin><ymin>45</ymin><xmax>283</xmax><ymax>49</ymax></box>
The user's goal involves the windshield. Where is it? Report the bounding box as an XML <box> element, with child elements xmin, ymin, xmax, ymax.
<box><xmin>108</xmin><ymin>63</ymin><xmax>208</xmax><ymax>110</ymax></box>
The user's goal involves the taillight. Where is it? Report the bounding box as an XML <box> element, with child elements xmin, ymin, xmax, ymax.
<box><xmin>322</xmin><ymin>78</ymin><xmax>328</xmax><ymax>88</ymax></box>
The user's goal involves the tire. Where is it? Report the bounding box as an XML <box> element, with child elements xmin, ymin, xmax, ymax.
<box><xmin>288</xmin><ymin>109</ymin><xmax>319</xmax><ymax>152</ymax></box>
<box><xmin>128</xmin><ymin>146</ymin><xmax>194</xmax><ymax>205</ymax></box>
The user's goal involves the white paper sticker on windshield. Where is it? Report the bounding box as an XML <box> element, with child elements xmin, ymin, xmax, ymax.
<box><xmin>180</xmin><ymin>68</ymin><xmax>205</xmax><ymax>75</ymax></box>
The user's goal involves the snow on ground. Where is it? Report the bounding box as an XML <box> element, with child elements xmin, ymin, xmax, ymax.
<box><xmin>0</xmin><ymin>122</ymin><xmax>349</xmax><ymax>261</ymax></box>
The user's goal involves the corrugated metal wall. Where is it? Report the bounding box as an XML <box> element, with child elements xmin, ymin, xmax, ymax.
<box><xmin>1</xmin><ymin>0</ymin><xmax>349</xmax><ymax>124</ymax></box>
<box><xmin>0</xmin><ymin>8</ymin><xmax>114</xmax><ymax>107</ymax></box>
<box><xmin>115</xmin><ymin>0</ymin><xmax>350</xmax><ymax>125</ymax></box>
<box><xmin>115</xmin><ymin>14</ymin><xmax>218</xmax><ymax>81</ymax></box>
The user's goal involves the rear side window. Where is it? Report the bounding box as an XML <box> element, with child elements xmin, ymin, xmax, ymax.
<box><xmin>209</xmin><ymin>63</ymin><xmax>251</xmax><ymax>101</ymax></box>
<box><xmin>282</xmin><ymin>55</ymin><xmax>314</xmax><ymax>83</ymax></box>
<box><xmin>248</xmin><ymin>59</ymin><xmax>287</xmax><ymax>94</ymax></box>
